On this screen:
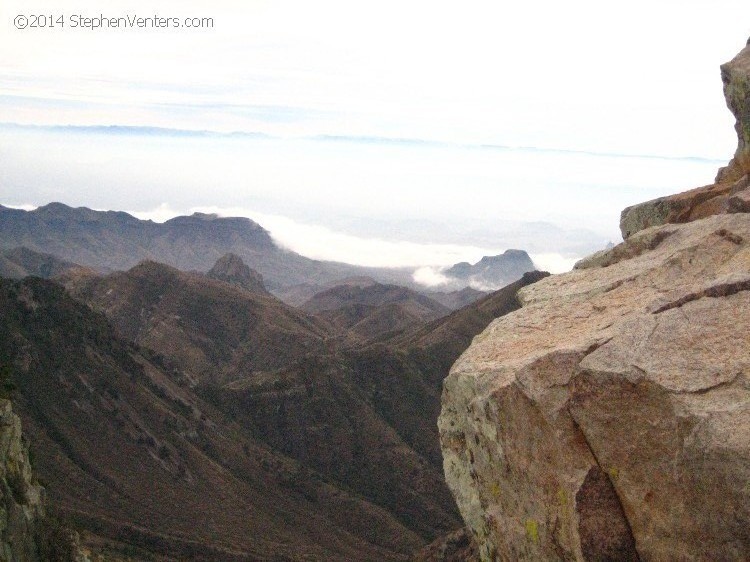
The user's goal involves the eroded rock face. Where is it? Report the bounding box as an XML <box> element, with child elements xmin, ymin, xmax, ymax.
<box><xmin>439</xmin><ymin>213</ymin><xmax>750</xmax><ymax>560</ymax></box>
<box><xmin>722</xmin><ymin>37</ymin><xmax>750</xmax><ymax>178</ymax></box>
<box><xmin>620</xmin><ymin>39</ymin><xmax>750</xmax><ymax>239</ymax></box>
<box><xmin>0</xmin><ymin>398</ymin><xmax>44</xmax><ymax>561</ymax></box>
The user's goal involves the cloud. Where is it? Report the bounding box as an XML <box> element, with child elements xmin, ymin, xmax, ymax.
<box><xmin>128</xmin><ymin>203</ymin><xmax>182</xmax><ymax>223</ymax></box>
<box><xmin>124</xmin><ymin>204</ymin><xmax>586</xmax><ymax>275</ymax></box>
<box><xmin>188</xmin><ymin>207</ymin><xmax>586</xmax><ymax>277</ymax></box>
<box><xmin>1</xmin><ymin>0</ymin><xmax>745</xmax><ymax>158</ymax></box>
<box><xmin>412</xmin><ymin>266</ymin><xmax>451</xmax><ymax>287</ymax></box>
<box><xmin>1</xmin><ymin>203</ymin><xmax>37</xmax><ymax>211</ymax></box>
<box><xmin>189</xmin><ymin>205</ymin><xmax>513</xmax><ymax>268</ymax></box>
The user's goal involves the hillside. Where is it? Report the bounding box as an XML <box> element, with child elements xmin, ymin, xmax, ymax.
<box><xmin>0</xmin><ymin>246</ymin><xmax>82</xmax><ymax>280</ymax></box>
<box><xmin>49</xmin><ymin>251</ymin><xmax>551</xmax><ymax>558</ymax></box>
<box><xmin>425</xmin><ymin>287</ymin><xmax>486</xmax><ymax>311</ymax></box>
<box><xmin>301</xmin><ymin>281</ymin><xmax>451</xmax><ymax>341</ymax></box>
<box><xmin>64</xmin><ymin>260</ymin><xmax>333</xmax><ymax>385</ymax></box>
<box><xmin>394</xmin><ymin>271</ymin><xmax>550</xmax><ymax>388</ymax></box>
<box><xmin>1</xmin><ymin>276</ymin><xmax>442</xmax><ymax>561</ymax></box>
<box><xmin>61</xmin><ymin>258</ymin><xmax>462</xmax><ymax>542</ymax></box>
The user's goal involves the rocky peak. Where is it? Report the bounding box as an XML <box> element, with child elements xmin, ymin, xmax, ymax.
<box><xmin>445</xmin><ymin>250</ymin><xmax>535</xmax><ymax>289</ymax></box>
<box><xmin>439</xmin><ymin>38</ymin><xmax>750</xmax><ymax>561</ymax></box>
<box><xmin>207</xmin><ymin>252</ymin><xmax>267</xmax><ymax>294</ymax></box>
<box><xmin>620</xmin><ymin>38</ymin><xmax>750</xmax><ymax>238</ymax></box>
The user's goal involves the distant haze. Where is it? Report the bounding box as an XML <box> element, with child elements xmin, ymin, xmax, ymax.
<box><xmin>1</xmin><ymin>1</ymin><xmax>748</xmax><ymax>271</ymax></box>
<box><xmin>0</xmin><ymin>126</ymin><xmax>725</xmax><ymax>272</ymax></box>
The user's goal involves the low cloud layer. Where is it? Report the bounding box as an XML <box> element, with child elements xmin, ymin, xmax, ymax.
<box><xmin>8</xmin><ymin>202</ymin><xmax>584</xmax><ymax>277</ymax></box>
<box><xmin>129</xmin><ymin>204</ymin><xmax>583</xmax><ymax>276</ymax></box>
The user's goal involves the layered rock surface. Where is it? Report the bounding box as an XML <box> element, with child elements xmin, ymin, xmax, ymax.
<box><xmin>440</xmin><ymin>39</ymin><xmax>750</xmax><ymax>562</ymax></box>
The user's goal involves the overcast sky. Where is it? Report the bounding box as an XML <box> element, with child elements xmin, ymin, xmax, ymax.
<box><xmin>2</xmin><ymin>0</ymin><xmax>748</xmax><ymax>154</ymax></box>
<box><xmin>1</xmin><ymin>1</ymin><xmax>749</xmax><ymax>273</ymax></box>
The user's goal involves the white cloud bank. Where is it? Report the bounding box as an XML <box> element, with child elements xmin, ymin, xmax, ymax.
<box><xmin>2</xmin><ymin>203</ymin><xmax>37</xmax><ymax>211</ymax></box>
<box><xmin>8</xmin><ymin>202</ymin><xmax>584</xmax><ymax>276</ymax></box>
<box><xmin>128</xmin><ymin>204</ymin><xmax>582</xmax><ymax>275</ymax></box>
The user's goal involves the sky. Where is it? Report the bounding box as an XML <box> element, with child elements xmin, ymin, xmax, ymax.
<box><xmin>1</xmin><ymin>1</ymin><xmax>749</xmax><ymax>275</ymax></box>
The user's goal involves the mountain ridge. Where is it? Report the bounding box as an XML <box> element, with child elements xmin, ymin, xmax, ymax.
<box><xmin>0</xmin><ymin>202</ymin><xmax>413</xmax><ymax>291</ymax></box>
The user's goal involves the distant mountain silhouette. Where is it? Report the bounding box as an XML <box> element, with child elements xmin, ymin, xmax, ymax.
<box><xmin>445</xmin><ymin>249</ymin><xmax>535</xmax><ymax>289</ymax></box>
<box><xmin>207</xmin><ymin>252</ymin><xmax>269</xmax><ymax>294</ymax></box>
<box><xmin>0</xmin><ymin>203</ymin><xmax>415</xmax><ymax>291</ymax></box>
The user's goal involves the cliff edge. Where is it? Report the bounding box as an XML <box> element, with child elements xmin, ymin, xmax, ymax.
<box><xmin>439</xmin><ymin>39</ymin><xmax>750</xmax><ymax>560</ymax></box>
<box><xmin>620</xmin><ymin>38</ymin><xmax>750</xmax><ymax>238</ymax></box>
<box><xmin>0</xmin><ymin>398</ymin><xmax>44</xmax><ymax>561</ymax></box>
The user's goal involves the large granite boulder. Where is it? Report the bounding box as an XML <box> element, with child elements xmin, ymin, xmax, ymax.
<box><xmin>440</xmin><ymin>213</ymin><xmax>750</xmax><ymax>561</ymax></box>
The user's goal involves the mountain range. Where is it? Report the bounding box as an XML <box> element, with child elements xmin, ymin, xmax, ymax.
<box><xmin>0</xmin><ymin>243</ymin><xmax>548</xmax><ymax>559</ymax></box>
<box><xmin>0</xmin><ymin>203</ymin><xmax>537</xmax><ymax>300</ymax></box>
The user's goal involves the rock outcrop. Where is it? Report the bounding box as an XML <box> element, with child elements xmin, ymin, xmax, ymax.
<box><xmin>0</xmin><ymin>398</ymin><xmax>44</xmax><ymax>561</ymax></box>
<box><xmin>446</xmin><ymin>251</ymin><xmax>536</xmax><ymax>290</ymax></box>
<box><xmin>620</xmin><ymin>38</ymin><xmax>750</xmax><ymax>239</ymax></box>
<box><xmin>440</xmin><ymin>38</ymin><xmax>750</xmax><ymax>561</ymax></box>
<box><xmin>206</xmin><ymin>252</ymin><xmax>268</xmax><ymax>294</ymax></box>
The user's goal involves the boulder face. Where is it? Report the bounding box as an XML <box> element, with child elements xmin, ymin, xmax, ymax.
<box><xmin>440</xmin><ymin>214</ymin><xmax>750</xmax><ymax>561</ymax></box>
<box><xmin>440</xmin><ymin>38</ymin><xmax>750</xmax><ymax>562</ymax></box>
<box><xmin>620</xmin><ymin>38</ymin><xmax>750</xmax><ymax>239</ymax></box>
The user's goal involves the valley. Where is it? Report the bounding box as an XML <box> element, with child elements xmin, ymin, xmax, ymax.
<box><xmin>0</xmin><ymin>231</ymin><xmax>543</xmax><ymax>559</ymax></box>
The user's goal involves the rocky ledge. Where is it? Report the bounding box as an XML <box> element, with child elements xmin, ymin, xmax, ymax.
<box><xmin>620</xmin><ymin>38</ymin><xmax>750</xmax><ymax>238</ymax></box>
<box><xmin>439</xmin><ymin>39</ymin><xmax>750</xmax><ymax>561</ymax></box>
